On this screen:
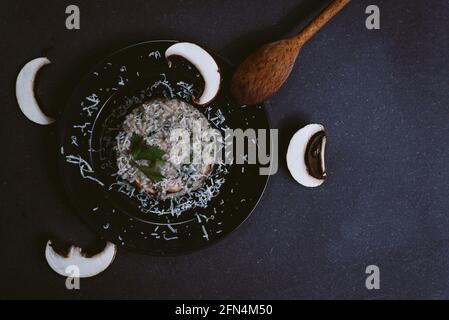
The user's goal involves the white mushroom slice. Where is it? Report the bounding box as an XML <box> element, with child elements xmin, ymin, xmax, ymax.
<box><xmin>286</xmin><ymin>124</ymin><xmax>327</xmax><ymax>188</ymax></box>
<box><xmin>16</xmin><ymin>57</ymin><xmax>55</xmax><ymax>125</ymax></box>
<box><xmin>165</xmin><ymin>42</ymin><xmax>221</xmax><ymax>105</ymax></box>
<box><xmin>45</xmin><ymin>240</ymin><xmax>116</xmax><ymax>278</ymax></box>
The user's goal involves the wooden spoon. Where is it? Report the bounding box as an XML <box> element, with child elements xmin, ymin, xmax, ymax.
<box><xmin>230</xmin><ymin>0</ymin><xmax>351</xmax><ymax>105</ymax></box>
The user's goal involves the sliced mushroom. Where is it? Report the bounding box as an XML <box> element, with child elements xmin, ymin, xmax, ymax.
<box><xmin>165</xmin><ymin>42</ymin><xmax>221</xmax><ymax>105</ymax></box>
<box><xmin>16</xmin><ymin>57</ymin><xmax>55</xmax><ymax>125</ymax></box>
<box><xmin>286</xmin><ymin>124</ymin><xmax>327</xmax><ymax>187</ymax></box>
<box><xmin>134</xmin><ymin>177</ymin><xmax>156</xmax><ymax>195</ymax></box>
<box><xmin>45</xmin><ymin>240</ymin><xmax>116</xmax><ymax>278</ymax></box>
<box><xmin>166</xmin><ymin>183</ymin><xmax>182</xmax><ymax>193</ymax></box>
<box><xmin>201</xmin><ymin>163</ymin><xmax>213</xmax><ymax>175</ymax></box>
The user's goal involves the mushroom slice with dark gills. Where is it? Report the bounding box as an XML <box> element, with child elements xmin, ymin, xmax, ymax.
<box><xmin>16</xmin><ymin>57</ymin><xmax>55</xmax><ymax>125</ymax></box>
<box><xmin>165</xmin><ymin>42</ymin><xmax>221</xmax><ymax>105</ymax></box>
<box><xmin>286</xmin><ymin>124</ymin><xmax>326</xmax><ymax>187</ymax></box>
<box><xmin>45</xmin><ymin>240</ymin><xmax>116</xmax><ymax>278</ymax></box>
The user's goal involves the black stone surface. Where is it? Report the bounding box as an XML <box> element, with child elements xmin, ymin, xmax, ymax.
<box><xmin>1</xmin><ymin>0</ymin><xmax>449</xmax><ymax>299</ymax></box>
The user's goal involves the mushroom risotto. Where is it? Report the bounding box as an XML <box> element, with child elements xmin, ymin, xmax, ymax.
<box><xmin>115</xmin><ymin>98</ymin><xmax>221</xmax><ymax>199</ymax></box>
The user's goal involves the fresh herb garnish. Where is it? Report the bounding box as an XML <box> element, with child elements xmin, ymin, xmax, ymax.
<box><xmin>132</xmin><ymin>160</ymin><xmax>165</xmax><ymax>183</ymax></box>
<box><xmin>129</xmin><ymin>133</ymin><xmax>166</xmax><ymax>182</ymax></box>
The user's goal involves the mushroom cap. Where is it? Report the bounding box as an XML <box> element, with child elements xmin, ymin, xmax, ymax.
<box><xmin>45</xmin><ymin>240</ymin><xmax>116</xmax><ymax>278</ymax></box>
<box><xmin>16</xmin><ymin>57</ymin><xmax>55</xmax><ymax>125</ymax></box>
<box><xmin>165</xmin><ymin>42</ymin><xmax>221</xmax><ymax>105</ymax></box>
<box><xmin>286</xmin><ymin>124</ymin><xmax>326</xmax><ymax>188</ymax></box>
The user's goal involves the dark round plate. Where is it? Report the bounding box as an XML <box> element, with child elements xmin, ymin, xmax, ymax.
<box><xmin>58</xmin><ymin>40</ymin><xmax>270</xmax><ymax>255</ymax></box>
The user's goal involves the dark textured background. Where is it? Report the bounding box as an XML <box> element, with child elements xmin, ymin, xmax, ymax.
<box><xmin>1</xmin><ymin>0</ymin><xmax>449</xmax><ymax>299</ymax></box>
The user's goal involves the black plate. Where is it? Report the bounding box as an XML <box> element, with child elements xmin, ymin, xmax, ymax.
<box><xmin>58</xmin><ymin>40</ymin><xmax>270</xmax><ymax>255</ymax></box>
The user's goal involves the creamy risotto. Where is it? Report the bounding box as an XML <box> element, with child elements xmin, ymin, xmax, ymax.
<box><xmin>115</xmin><ymin>98</ymin><xmax>221</xmax><ymax>199</ymax></box>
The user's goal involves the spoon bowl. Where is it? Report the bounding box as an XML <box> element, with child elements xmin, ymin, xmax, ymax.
<box><xmin>231</xmin><ymin>0</ymin><xmax>351</xmax><ymax>105</ymax></box>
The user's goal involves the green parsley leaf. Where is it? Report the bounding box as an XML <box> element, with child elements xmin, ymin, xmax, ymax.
<box><xmin>130</xmin><ymin>133</ymin><xmax>143</xmax><ymax>154</ymax></box>
<box><xmin>129</xmin><ymin>133</ymin><xmax>166</xmax><ymax>183</ymax></box>
<box><xmin>130</xmin><ymin>133</ymin><xmax>165</xmax><ymax>161</ymax></box>
<box><xmin>133</xmin><ymin>144</ymin><xmax>165</xmax><ymax>161</ymax></box>
<box><xmin>134</xmin><ymin>162</ymin><xmax>164</xmax><ymax>183</ymax></box>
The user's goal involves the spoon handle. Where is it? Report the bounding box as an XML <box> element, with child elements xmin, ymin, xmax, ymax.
<box><xmin>294</xmin><ymin>0</ymin><xmax>351</xmax><ymax>46</ymax></box>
